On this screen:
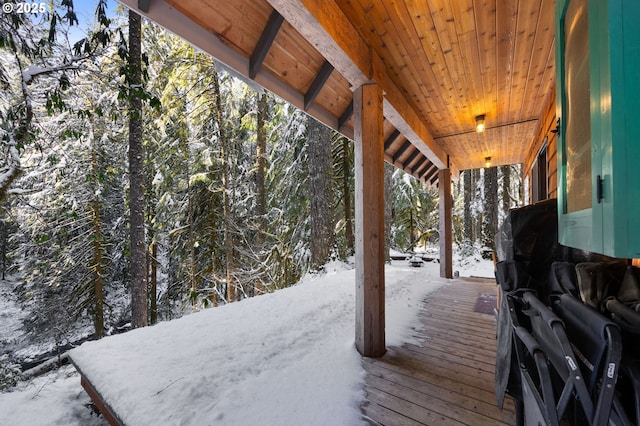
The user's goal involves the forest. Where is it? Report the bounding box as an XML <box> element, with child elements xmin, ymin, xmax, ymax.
<box><xmin>0</xmin><ymin>1</ymin><xmax>522</xmax><ymax>388</ymax></box>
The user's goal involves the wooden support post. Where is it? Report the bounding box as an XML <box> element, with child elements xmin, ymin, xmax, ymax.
<box><xmin>439</xmin><ymin>169</ymin><xmax>453</xmax><ymax>278</ymax></box>
<box><xmin>354</xmin><ymin>83</ymin><xmax>386</xmax><ymax>357</ymax></box>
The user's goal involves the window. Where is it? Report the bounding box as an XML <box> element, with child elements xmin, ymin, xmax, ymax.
<box><xmin>532</xmin><ymin>144</ymin><xmax>548</xmax><ymax>203</ymax></box>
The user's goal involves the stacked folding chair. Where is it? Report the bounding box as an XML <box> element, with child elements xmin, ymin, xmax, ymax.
<box><xmin>496</xmin><ymin>259</ymin><xmax>639</xmax><ymax>425</ymax></box>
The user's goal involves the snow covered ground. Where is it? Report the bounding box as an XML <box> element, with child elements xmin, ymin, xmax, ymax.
<box><xmin>0</xmin><ymin>276</ymin><xmax>27</xmax><ymax>356</ymax></box>
<box><xmin>0</xmin><ymin>258</ymin><xmax>494</xmax><ymax>425</ymax></box>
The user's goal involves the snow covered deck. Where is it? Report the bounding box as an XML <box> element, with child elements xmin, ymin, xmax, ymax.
<box><xmin>68</xmin><ymin>263</ymin><xmax>510</xmax><ymax>425</ymax></box>
<box><xmin>68</xmin><ymin>263</ymin><xmax>447</xmax><ymax>425</ymax></box>
<box><xmin>362</xmin><ymin>277</ymin><xmax>516</xmax><ymax>425</ymax></box>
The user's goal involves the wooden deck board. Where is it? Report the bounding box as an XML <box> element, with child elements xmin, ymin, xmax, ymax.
<box><xmin>361</xmin><ymin>278</ymin><xmax>516</xmax><ymax>425</ymax></box>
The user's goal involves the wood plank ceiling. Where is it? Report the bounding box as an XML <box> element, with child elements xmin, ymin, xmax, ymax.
<box><xmin>124</xmin><ymin>0</ymin><xmax>555</xmax><ymax>181</ymax></box>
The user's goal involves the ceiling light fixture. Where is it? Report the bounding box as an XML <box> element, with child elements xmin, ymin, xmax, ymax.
<box><xmin>485</xmin><ymin>156</ymin><xmax>492</xmax><ymax>168</ymax></box>
<box><xmin>475</xmin><ymin>115</ymin><xmax>486</xmax><ymax>133</ymax></box>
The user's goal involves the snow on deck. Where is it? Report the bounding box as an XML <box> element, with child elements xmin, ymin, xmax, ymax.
<box><xmin>69</xmin><ymin>262</ymin><xmax>449</xmax><ymax>426</ymax></box>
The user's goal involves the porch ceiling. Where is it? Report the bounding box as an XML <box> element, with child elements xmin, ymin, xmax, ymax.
<box><xmin>120</xmin><ymin>0</ymin><xmax>555</xmax><ymax>179</ymax></box>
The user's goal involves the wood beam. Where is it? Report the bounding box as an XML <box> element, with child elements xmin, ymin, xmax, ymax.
<box><xmin>249</xmin><ymin>10</ymin><xmax>285</xmax><ymax>80</ymax></box>
<box><xmin>371</xmin><ymin>48</ymin><xmax>450</xmax><ymax>169</ymax></box>
<box><xmin>439</xmin><ymin>169</ymin><xmax>453</xmax><ymax>278</ymax></box>
<box><xmin>422</xmin><ymin>164</ymin><xmax>438</xmax><ymax>182</ymax></box>
<box><xmin>138</xmin><ymin>0</ymin><xmax>150</xmax><ymax>12</ymax></box>
<box><xmin>384</xmin><ymin>129</ymin><xmax>400</xmax><ymax>151</ymax></box>
<box><xmin>338</xmin><ymin>101</ymin><xmax>353</xmax><ymax>130</ymax></box>
<box><xmin>304</xmin><ymin>60</ymin><xmax>334</xmax><ymax>110</ymax></box>
<box><xmin>71</xmin><ymin>360</ymin><xmax>124</xmax><ymax>426</ymax></box>
<box><xmin>393</xmin><ymin>140</ymin><xmax>413</xmax><ymax>163</ymax></box>
<box><xmin>403</xmin><ymin>147</ymin><xmax>421</xmax><ymax>171</ymax></box>
<box><xmin>267</xmin><ymin>0</ymin><xmax>371</xmax><ymax>87</ymax></box>
<box><xmin>382</xmin><ymin>97</ymin><xmax>448</xmax><ymax>170</ymax></box>
<box><xmin>354</xmin><ymin>83</ymin><xmax>385</xmax><ymax>357</ymax></box>
<box><xmin>412</xmin><ymin>156</ymin><xmax>429</xmax><ymax>175</ymax></box>
<box><xmin>419</xmin><ymin>164</ymin><xmax>432</xmax><ymax>179</ymax></box>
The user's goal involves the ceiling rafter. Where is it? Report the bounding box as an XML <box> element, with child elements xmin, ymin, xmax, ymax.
<box><xmin>403</xmin><ymin>148</ymin><xmax>421</xmax><ymax>171</ymax></box>
<box><xmin>416</xmin><ymin>163</ymin><xmax>432</xmax><ymax>183</ymax></box>
<box><xmin>393</xmin><ymin>140</ymin><xmax>413</xmax><ymax>163</ymax></box>
<box><xmin>384</xmin><ymin>129</ymin><xmax>400</xmax><ymax>151</ymax></box>
<box><xmin>419</xmin><ymin>163</ymin><xmax>435</xmax><ymax>179</ymax></box>
<box><xmin>412</xmin><ymin>156</ymin><xmax>429</xmax><ymax>175</ymax></box>
<box><xmin>249</xmin><ymin>9</ymin><xmax>285</xmax><ymax>79</ymax></box>
<box><xmin>338</xmin><ymin>101</ymin><xmax>353</xmax><ymax>130</ymax></box>
<box><xmin>422</xmin><ymin>164</ymin><xmax>438</xmax><ymax>182</ymax></box>
<box><xmin>304</xmin><ymin>60</ymin><xmax>334</xmax><ymax>110</ymax></box>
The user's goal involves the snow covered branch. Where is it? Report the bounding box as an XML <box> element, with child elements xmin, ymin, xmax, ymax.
<box><xmin>21</xmin><ymin>59</ymin><xmax>87</xmax><ymax>85</ymax></box>
<box><xmin>0</xmin><ymin>139</ymin><xmax>21</xmax><ymax>202</ymax></box>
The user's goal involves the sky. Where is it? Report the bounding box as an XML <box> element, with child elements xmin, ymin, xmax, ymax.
<box><xmin>0</xmin><ymin>257</ymin><xmax>495</xmax><ymax>425</ymax></box>
<box><xmin>64</xmin><ymin>0</ymin><xmax>119</xmax><ymax>43</ymax></box>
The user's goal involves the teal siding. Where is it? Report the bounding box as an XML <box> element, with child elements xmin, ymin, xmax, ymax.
<box><xmin>556</xmin><ymin>0</ymin><xmax>640</xmax><ymax>258</ymax></box>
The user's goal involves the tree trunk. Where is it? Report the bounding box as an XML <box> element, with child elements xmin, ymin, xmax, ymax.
<box><xmin>149</xmin><ymin>238</ymin><xmax>157</xmax><ymax>324</ymax></box>
<box><xmin>502</xmin><ymin>165</ymin><xmax>512</xmax><ymax>217</ymax></box>
<box><xmin>209</xmin><ymin>184</ymin><xmax>219</xmax><ymax>307</ymax></box>
<box><xmin>482</xmin><ymin>167</ymin><xmax>498</xmax><ymax>252</ymax></box>
<box><xmin>307</xmin><ymin>117</ymin><xmax>334</xmax><ymax>270</ymax></box>
<box><xmin>409</xmin><ymin>210</ymin><xmax>415</xmax><ymax>251</ymax></box>
<box><xmin>463</xmin><ymin>170</ymin><xmax>473</xmax><ymax>247</ymax></box>
<box><xmin>188</xmin><ymin>172</ymin><xmax>197</xmax><ymax>307</ymax></box>
<box><xmin>384</xmin><ymin>162</ymin><xmax>393</xmax><ymax>261</ymax></box>
<box><xmin>343</xmin><ymin>138</ymin><xmax>354</xmax><ymax>256</ymax></box>
<box><xmin>473</xmin><ymin>168</ymin><xmax>481</xmax><ymax>244</ymax></box>
<box><xmin>145</xmin><ymin>147</ymin><xmax>158</xmax><ymax>323</ymax></box>
<box><xmin>211</xmin><ymin>66</ymin><xmax>235</xmax><ymax>303</ymax></box>
<box><xmin>89</xmin><ymin>120</ymin><xmax>105</xmax><ymax>338</ymax></box>
<box><xmin>0</xmin><ymin>220</ymin><xmax>6</xmax><ymax>281</ymax></box>
<box><xmin>254</xmin><ymin>92</ymin><xmax>267</xmax><ymax>294</ymax></box>
<box><xmin>128</xmin><ymin>10</ymin><xmax>147</xmax><ymax>328</ymax></box>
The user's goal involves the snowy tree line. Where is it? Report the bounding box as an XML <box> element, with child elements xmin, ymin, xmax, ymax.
<box><xmin>0</xmin><ymin>1</ymin><xmax>521</xmax><ymax>372</ymax></box>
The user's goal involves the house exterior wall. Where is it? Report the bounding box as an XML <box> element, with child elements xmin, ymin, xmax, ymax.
<box><xmin>524</xmin><ymin>90</ymin><xmax>558</xmax><ymax>202</ymax></box>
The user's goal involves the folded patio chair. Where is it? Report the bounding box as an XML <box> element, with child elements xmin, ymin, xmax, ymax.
<box><xmin>495</xmin><ymin>260</ymin><xmax>528</xmax><ymax>411</ymax></box>
<box><xmin>506</xmin><ymin>289</ymin><xmax>595</xmax><ymax>425</ymax></box>
<box><xmin>575</xmin><ymin>262</ymin><xmax>605</xmax><ymax>309</ymax></box>
<box><xmin>618</xmin><ymin>266</ymin><xmax>640</xmax><ymax>312</ymax></box>
<box><xmin>550</xmin><ymin>293</ymin><xmax>630</xmax><ymax>425</ymax></box>
<box><xmin>616</xmin><ymin>356</ymin><xmax>640</xmax><ymax>426</ymax></box>
<box><xmin>600</xmin><ymin>268</ymin><xmax>640</xmax><ymax>426</ymax></box>
<box><xmin>505</xmin><ymin>290</ymin><xmax>560</xmax><ymax>426</ymax></box>
<box><xmin>548</xmin><ymin>261</ymin><xmax>579</xmax><ymax>298</ymax></box>
<box><xmin>496</xmin><ymin>259</ymin><xmax>532</xmax><ymax>292</ymax></box>
<box><xmin>605</xmin><ymin>298</ymin><xmax>640</xmax><ymax>329</ymax></box>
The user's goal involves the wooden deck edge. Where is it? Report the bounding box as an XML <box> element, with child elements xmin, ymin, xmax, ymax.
<box><xmin>70</xmin><ymin>359</ymin><xmax>124</xmax><ymax>426</ymax></box>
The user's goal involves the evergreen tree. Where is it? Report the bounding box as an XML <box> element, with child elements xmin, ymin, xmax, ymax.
<box><xmin>384</xmin><ymin>162</ymin><xmax>394</xmax><ymax>261</ymax></box>
<box><xmin>125</xmin><ymin>10</ymin><xmax>147</xmax><ymax>328</ymax></box>
<box><xmin>265</xmin><ymin>106</ymin><xmax>310</xmax><ymax>287</ymax></box>
<box><xmin>462</xmin><ymin>170</ymin><xmax>473</xmax><ymax>252</ymax></box>
<box><xmin>253</xmin><ymin>91</ymin><xmax>268</xmax><ymax>294</ymax></box>
<box><xmin>307</xmin><ymin>116</ymin><xmax>334</xmax><ymax>269</ymax></box>
<box><xmin>332</xmin><ymin>134</ymin><xmax>354</xmax><ymax>259</ymax></box>
<box><xmin>482</xmin><ymin>166</ymin><xmax>498</xmax><ymax>253</ymax></box>
<box><xmin>502</xmin><ymin>165</ymin><xmax>511</xmax><ymax>217</ymax></box>
<box><xmin>391</xmin><ymin>171</ymin><xmax>438</xmax><ymax>252</ymax></box>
